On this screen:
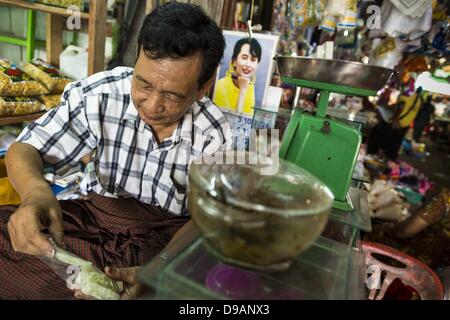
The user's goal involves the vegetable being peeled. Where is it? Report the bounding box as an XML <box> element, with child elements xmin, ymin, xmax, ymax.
<box><xmin>51</xmin><ymin>244</ymin><xmax>120</xmax><ymax>300</ymax></box>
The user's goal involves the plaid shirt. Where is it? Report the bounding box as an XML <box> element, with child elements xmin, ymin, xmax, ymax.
<box><xmin>17</xmin><ymin>67</ymin><xmax>232</xmax><ymax>215</ymax></box>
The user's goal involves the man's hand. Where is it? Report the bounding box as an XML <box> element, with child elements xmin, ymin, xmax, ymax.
<box><xmin>105</xmin><ymin>266</ymin><xmax>145</xmax><ymax>300</ymax></box>
<box><xmin>7</xmin><ymin>186</ymin><xmax>63</xmax><ymax>256</ymax></box>
<box><xmin>237</xmin><ymin>76</ymin><xmax>251</xmax><ymax>91</ymax></box>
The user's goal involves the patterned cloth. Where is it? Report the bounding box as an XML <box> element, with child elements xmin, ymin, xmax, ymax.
<box><xmin>17</xmin><ymin>67</ymin><xmax>232</xmax><ymax>215</ymax></box>
<box><xmin>0</xmin><ymin>194</ymin><xmax>189</xmax><ymax>299</ymax></box>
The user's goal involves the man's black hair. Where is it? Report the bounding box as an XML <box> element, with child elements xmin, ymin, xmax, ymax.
<box><xmin>231</xmin><ymin>38</ymin><xmax>262</xmax><ymax>62</ymax></box>
<box><xmin>137</xmin><ymin>1</ymin><xmax>225</xmax><ymax>88</ymax></box>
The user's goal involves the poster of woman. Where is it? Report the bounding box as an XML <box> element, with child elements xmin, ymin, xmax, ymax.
<box><xmin>213</xmin><ymin>31</ymin><xmax>279</xmax><ymax>116</ymax></box>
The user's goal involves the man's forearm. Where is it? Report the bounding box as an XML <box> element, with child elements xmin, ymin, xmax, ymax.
<box><xmin>5</xmin><ymin>142</ymin><xmax>49</xmax><ymax>199</ymax></box>
<box><xmin>166</xmin><ymin>220</ymin><xmax>195</xmax><ymax>247</ymax></box>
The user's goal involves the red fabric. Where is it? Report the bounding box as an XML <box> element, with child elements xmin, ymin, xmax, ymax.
<box><xmin>0</xmin><ymin>193</ymin><xmax>188</xmax><ymax>299</ymax></box>
<box><xmin>383</xmin><ymin>278</ymin><xmax>420</xmax><ymax>300</ymax></box>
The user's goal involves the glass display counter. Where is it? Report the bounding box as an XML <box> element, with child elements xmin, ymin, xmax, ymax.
<box><xmin>139</xmin><ymin>235</ymin><xmax>357</xmax><ymax>300</ymax></box>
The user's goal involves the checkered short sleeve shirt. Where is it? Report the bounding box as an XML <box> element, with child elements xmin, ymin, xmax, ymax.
<box><xmin>17</xmin><ymin>67</ymin><xmax>232</xmax><ymax>216</ymax></box>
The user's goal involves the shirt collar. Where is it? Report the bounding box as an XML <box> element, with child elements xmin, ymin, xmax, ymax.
<box><xmin>121</xmin><ymin>72</ymin><xmax>139</xmax><ymax>124</ymax></box>
<box><xmin>123</xmin><ymin>99</ymin><xmax>197</xmax><ymax>147</ymax></box>
<box><xmin>122</xmin><ymin>96</ymin><xmax>139</xmax><ymax>123</ymax></box>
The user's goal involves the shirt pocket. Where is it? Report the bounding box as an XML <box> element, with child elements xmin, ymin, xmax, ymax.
<box><xmin>159</xmin><ymin>146</ymin><xmax>190</xmax><ymax>215</ymax></box>
<box><xmin>170</xmin><ymin>142</ymin><xmax>191</xmax><ymax>194</ymax></box>
<box><xmin>166</xmin><ymin>178</ymin><xmax>187</xmax><ymax>215</ymax></box>
<box><xmin>170</xmin><ymin>162</ymin><xmax>188</xmax><ymax>194</ymax></box>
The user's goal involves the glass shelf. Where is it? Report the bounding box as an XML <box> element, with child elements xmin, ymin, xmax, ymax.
<box><xmin>139</xmin><ymin>235</ymin><xmax>355</xmax><ymax>300</ymax></box>
<box><xmin>330</xmin><ymin>187</ymin><xmax>372</xmax><ymax>232</ymax></box>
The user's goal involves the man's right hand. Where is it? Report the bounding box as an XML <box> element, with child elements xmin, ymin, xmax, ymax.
<box><xmin>7</xmin><ymin>186</ymin><xmax>63</xmax><ymax>256</ymax></box>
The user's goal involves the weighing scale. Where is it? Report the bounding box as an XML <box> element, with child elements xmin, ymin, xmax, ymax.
<box><xmin>136</xmin><ymin>58</ymin><xmax>393</xmax><ymax>300</ymax></box>
<box><xmin>277</xmin><ymin>57</ymin><xmax>395</xmax><ymax>211</ymax></box>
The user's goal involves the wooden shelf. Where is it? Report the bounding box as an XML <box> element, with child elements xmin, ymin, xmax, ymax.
<box><xmin>0</xmin><ymin>0</ymin><xmax>106</xmax><ymax>75</ymax></box>
<box><xmin>0</xmin><ymin>112</ymin><xmax>46</xmax><ymax>126</ymax></box>
<box><xmin>0</xmin><ymin>0</ymin><xmax>90</xmax><ymax>19</ymax></box>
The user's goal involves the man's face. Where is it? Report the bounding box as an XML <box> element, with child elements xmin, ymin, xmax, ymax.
<box><xmin>131</xmin><ymin>50</ymin><xmax>206</xmax><ymax>128</ymax></box>
<box><xmin>233</xmin><ymin>43</ymin><xmax>259</xmax><ymax>79</ymax></box>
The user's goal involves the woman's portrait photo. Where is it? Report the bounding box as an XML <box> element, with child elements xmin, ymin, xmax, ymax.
<box><xmin>213</xmin><ymin>31</ymin><xmax>279</xmax><ymax>116</ymax></box>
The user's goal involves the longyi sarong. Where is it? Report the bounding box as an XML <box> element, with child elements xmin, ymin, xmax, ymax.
<box><xmin>0</xmin><ymin>193</ymin><xmax>189</xmax><ymax>299</ymax></box>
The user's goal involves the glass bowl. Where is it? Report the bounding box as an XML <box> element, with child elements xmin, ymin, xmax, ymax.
<box><xmin>188</xmin><ymin>151</ymin><xmax>334</xmax><ymax>271</ymax></box>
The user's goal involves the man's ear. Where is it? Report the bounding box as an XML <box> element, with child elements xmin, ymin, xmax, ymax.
<box><xmin>196</xmin><ymin>69</ymin><xmax>217</xmax><ymax>100</ymax></box>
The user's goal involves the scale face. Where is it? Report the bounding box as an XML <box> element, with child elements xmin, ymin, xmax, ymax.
<box><xmin>277</xmin><ymin>56</ymin><xmax>394</xmax><ymax>211</ymax></box>
<box><xmin>281</xmin><ymin>112</ymin><xmax>361</xmax><ymax>211</ymax></box>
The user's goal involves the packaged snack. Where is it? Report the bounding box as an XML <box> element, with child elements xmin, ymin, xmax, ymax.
<box><xmin>36</xmin><ymin>0</ymin><xmax>84</xmax><ymax>9</ymax></box>
<box><xmin>22</xmin><ymin>59</ymin><xmax>72</xmax><ymax>93</ymax></box>
<box><xmin>0</xmin><ymin>59</ymin><xmax>49</xmax><ymax>96</ymax></box>
<box><xmin>38</xmin><ymin>94</ymin><xmax>62</xmax><ymax>110</ymax></box>
<box><xmin>0</xmin><ymin>96</ymin><xmax>43</xmax><ymax>116</ymax></box>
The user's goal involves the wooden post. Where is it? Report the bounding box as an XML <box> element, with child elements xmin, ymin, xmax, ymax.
<box><xmin>146</xmin><ymin>0</ymin><xmax>155</xmax><ymax>14</ymax></box>
<box><xmin>88</xmin><ymin>0</ymin><xmax>107</xmax><ymax>75</ymax></box>
<box><xmin>220</xmin><ymin>0</ymin><xmax>237</xmax><ymax>29</ymax></box>
<box><xmin>46</xmin><ymin>13</ymin><xmax>63</xmax><ymax>67</ymax></box>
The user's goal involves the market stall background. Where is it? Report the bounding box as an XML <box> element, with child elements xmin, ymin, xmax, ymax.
<box><xmin>0</xmin><ymin>0</ymin><xmax>449</xmax><ymax>300</ymax></box>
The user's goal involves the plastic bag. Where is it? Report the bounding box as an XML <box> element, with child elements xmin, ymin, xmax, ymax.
<box><xmin>372</xmin><ymin>189</ymin><xmax>402</xmax><ymax>211</ymax></box>
<box><xmin>22</xmin><ymin>59</ymin><xmax>72</xmax><ymax>94</ymax></box>
<box><xmin>42</xmin><ymin>239</ymin><xmax>121</xmax><ymax>300</ymax></box>
<box><xmin>0</xmin><ymin>96</ymin><xmax>43</xmax><ymax>116</ymax></box>
<box><xmin>38</xmin><ymin>94</ymin><xmax>62</xmax><ymax>110</ymax></box>
<box><xmin>373</xmin><ymin>204</ymin><xmax>409</xmax><ymax>222</ymax></box>
<box><xmin>0</xmin><ymin>59</ymin><xmax>48</xmax><ymax>96</ymax></box>
<box><xmin>381</xmin><ymin>0</ymin><xmax>432</xmax><ymax>40</ymax></box>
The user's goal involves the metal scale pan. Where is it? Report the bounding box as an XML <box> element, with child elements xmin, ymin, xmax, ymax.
<box><xmin>277</xmin><ymin>56</ymin><xmax>395</xmax><ymax>97</ymax></box>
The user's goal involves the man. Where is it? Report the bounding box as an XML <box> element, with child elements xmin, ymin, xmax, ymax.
<box><xmin>0</xmin><ymin>2</ymin><xmax>231</xmax><ymax>299</ymax></box>
<box><xmin>367</xmin><ymin>87</ymin><xmax>423</xmax><ymax>160</ymax></box>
